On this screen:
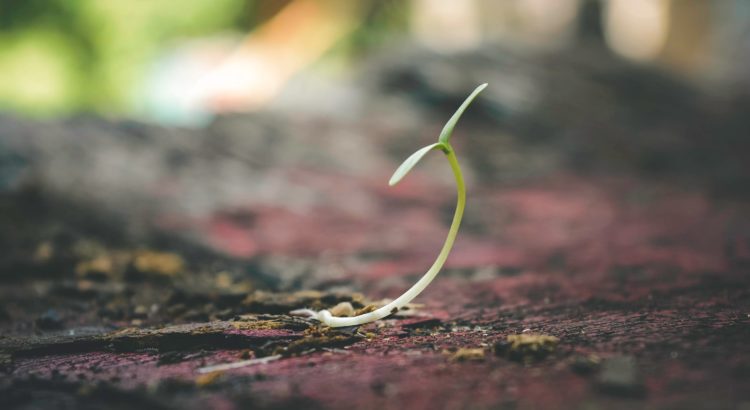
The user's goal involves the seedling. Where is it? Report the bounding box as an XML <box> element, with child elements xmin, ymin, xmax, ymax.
<box><xmin>293</xmin><ymin>83</ymin><xmax>487</xmax><ymax>327</ymax></box>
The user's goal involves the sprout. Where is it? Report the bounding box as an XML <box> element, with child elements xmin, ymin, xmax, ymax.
<box><xmin>292</xmin><ymin>83</ymin><xmax>487</xmax><ymax>327</ymax></box>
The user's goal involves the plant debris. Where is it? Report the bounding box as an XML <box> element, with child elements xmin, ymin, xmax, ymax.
<box><xmin>448</xmin><ymin>348</ymin><xmax>485</xmax><ymax>362</ymax></box>
<box><xmin>273</xmin><ymin>325</ymin><xmax>363</xmax><ymax>357</ymax></box>
<box><xmin>329</xmin><ymin>302</ymin><xmax>356</xmax><ymax>317</ymax></box>
<box><xmin>494</xmin><ymin>334</ymin><xmax>559</xmax><ymax>363</ymax></box>
<box><xmin>194</xmin><ymin>370</ymin><xmax>223</xmax><ymax>387</ymax></box>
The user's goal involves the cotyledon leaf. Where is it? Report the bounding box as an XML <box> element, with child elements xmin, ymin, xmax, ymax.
<box><xmin>438</xmin><ymin>83</ymin><xmax>488</xmax><ymax>144</ymax></box>
<box><xmin>388</xmin><ymin>142</ymin><xmax>445</xmax><ymax>186</ymax></box>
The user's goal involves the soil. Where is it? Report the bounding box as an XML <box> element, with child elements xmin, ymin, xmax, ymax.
<box><xmin>2</xmin><ymin>43</ymin><xmax>750</xmax><ymax>409</ymax></box>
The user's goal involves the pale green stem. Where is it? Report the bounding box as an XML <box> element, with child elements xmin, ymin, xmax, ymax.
<box><xmin>310</xmin><ymin>144</ymin><xmax>465</xmax><ymax>327</ymax></box>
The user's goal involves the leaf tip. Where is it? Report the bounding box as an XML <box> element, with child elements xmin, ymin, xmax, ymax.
<box><xmin>388</xmin><ymin>143</ymin><xmax>442</xmax><ymax>187</ymax></box>
<box><xmin>438</xmin><ymin>83</ymin><xmax>488</xmax><ymax>144</ymax></box>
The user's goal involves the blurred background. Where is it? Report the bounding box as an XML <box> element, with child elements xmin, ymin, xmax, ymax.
<box><xmin>1</xmin><ymin>0</ymin><xmax>749</xmax><ymax>123</ymax></box>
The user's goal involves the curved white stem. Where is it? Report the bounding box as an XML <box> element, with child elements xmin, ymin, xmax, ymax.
<box><xmin>296</xmin><ymin>145</ymin><xmax>465</xmax><ymax>327</ymax></box>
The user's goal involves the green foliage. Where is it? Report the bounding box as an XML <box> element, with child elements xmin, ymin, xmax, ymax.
<box><xmin>0</xmin><ymin>0</ymin><xmax>246</xmax><ymax>115</ymax></box>
<box><xmin>389</xmin><ymin>83</ymin><xmax>488</xmax><ymax>186</ymax></box>
<box><xmin>438</xmin><ymin>83</ymin><xmax>487</xmax><ymax>144</ymax></box>
<box><xmin>388</xmin><ymin>142</ymin><xmax>443</xmax><ymax>186</ymax></box>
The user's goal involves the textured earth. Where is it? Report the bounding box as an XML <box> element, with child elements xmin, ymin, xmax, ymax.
<box><xmin>2</xmin><ymin>43</ymin><xmax>750</xmax><ymax>409</ymax></box>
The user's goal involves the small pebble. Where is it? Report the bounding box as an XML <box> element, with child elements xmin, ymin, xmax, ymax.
<box><xmin>595</xmin><ymin>355</ymin><xmax>646</xmax><ymax>398</ymax></box>
<box><xmin>36</xmin><ymin>309</ymin><xmax>63</xmax><ymax>330</ymax></box>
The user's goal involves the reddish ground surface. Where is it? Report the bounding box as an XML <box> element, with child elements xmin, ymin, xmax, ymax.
<box><xmin>1</xmin><ymin>46</ymin><xmax>750</xmax><ymax>408</ymax></box>
<box><xmin>2</xmin><ymin>166</ymin><xmax>749</xmax><ymax>409</ymax></box>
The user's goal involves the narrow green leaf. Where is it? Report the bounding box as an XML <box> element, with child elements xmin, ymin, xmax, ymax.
<box><xmin>438</xmin><ymin>83</ymin><xmax>488</xmax><ymax>144</ymax></box>
<box><xmin>388</xmin><ymin>142</ymin><xmax>444</xmax><ymax>186</ymax></box>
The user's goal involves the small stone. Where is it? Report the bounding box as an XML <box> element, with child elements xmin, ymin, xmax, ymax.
<box><xmin>570</xmin><ymin>355</ymin><xmax>601</xmax><ymax>375</ymax></box>
<box><xmin>133</xmin><ymin>305</ymin><xmax>149</xmax><ymax>318</ymax></box>
<box><xmin>595</xmin><ymin>356</ymin><xmax>646</xmax><ymax>398</ymax></box>
<box><xmin>35</xmin><ymin>309</ymin><xmax>63</xmax><ymax>330</ymax></box>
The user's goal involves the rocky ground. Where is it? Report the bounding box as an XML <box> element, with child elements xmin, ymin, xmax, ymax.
<box><xmin>1</xmin><ymin>43</ymin><xmax>749</xmax><ymax>409</ymax></box>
